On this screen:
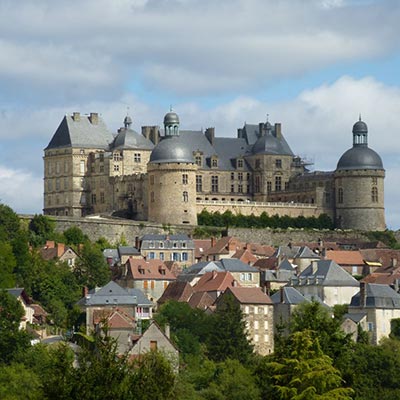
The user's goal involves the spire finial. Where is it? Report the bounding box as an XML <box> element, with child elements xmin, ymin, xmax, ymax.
<box><xmin>359</xmin><ymin>113</ymin><xmax>362</xmax><ymax>121</ymax></box>
<box><xmin>124</xmin><ymin>106</ymin><xmax>132</xmax><ymax>128</ymax></box>
<box><xmin>170</xmin><ymin>104</ymin><xmax>173</xmax><ymax>112</ymax></box>
<box><xmin>266</xmin><ymin>113</ymin><xmax>269</xmax><ymax>123</ymax></box>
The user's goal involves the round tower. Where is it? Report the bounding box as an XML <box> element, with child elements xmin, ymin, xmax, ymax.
<box><xmin>147</xmin><ymin>111</ymin><xmax>198</xmax><ymax>225</ymax></box>
<box><xmin>334</xmin><ymin>118</ymin><xmax>385</xmax><ymax>231</ymax></box>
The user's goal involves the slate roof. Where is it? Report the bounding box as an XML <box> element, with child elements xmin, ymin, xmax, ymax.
<box><xmin>343</xmin><ymin>312</ymin><xmax>367</xmax><ymax>323</ymax></box>
<box><xmin>274</xmin><ymin>245</ymin><xmax>319</xmax><ymax>259</ymax></box>
<box><xmin>118</xmin><ymin>246</ymin><xmax>141</xmax><ymax>256</ymax></box>
<box><xmin>112</xmin><ymin>127</ymin><xmax>154</xmax><ymax>150</ymax></box>
<box><xmin>252</xmin><ymin>132</ymin><xmax>294</xmax><ymax>156</ymax></box>
<box><xmin>291</xmin><ymin>260</ymin><xmax>359</xmax><ymax>287</ymax></box>
<box><xmin>219</xmin><ymin>258</ymin><xmax>259</xmax><ymax>273</ymax></box>
<box><xmin>350</xmin><ymin>283</ymin><xmax>400</xmax><ymax>309</ymax></box>
<box><xmin>226</xmin><ymin>286</ymin><xmax>273</xmax><ymax>305</ymax></box>
<box><xmin>45</xmin><ymin>114</ymin><xmax>113</xmax><ymax>150</ymax></box>
<box><xmin>140</xmin><ymin>234</ymin><xmax>194</xmax><ymax>250</ymax></box>
<box><xmin>77</xmin><ymin>281</ymin><xmax>151</xmax><ymax>307</ymax></box>
<box><xmin>271</xmin><ymin>287</ymin><xmax>309</xmax><ymax>305</ymax></box>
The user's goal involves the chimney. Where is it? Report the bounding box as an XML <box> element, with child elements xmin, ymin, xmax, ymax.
<box><xmin>211</xmin><ymin>237</ymin><xmax>217</xmax><ymax>247</ymax></box>
<box><xmin>165</xmin><ymin>323</ymin><xmax>170</xmax><ymax>339</ymax></box>
<box><xmin>311</xmin><ymin>260</ymin><xmax>318</xmax><ymax>275</ymax></box>
<box><xmin>89</xmin><ymin>112</ymin><xmax>98</xmax><ymax>125</ymax></box>
<box><xmin>359</xmin><ymin>282</ymin><xmax>367</xmax><ymax>307</ymax></box>
<box><xmin>135</xmin><ymin>236</ymin><xmax>140</xmax><ymax>250</ymax></box>
<box><xmin>274</xmin><ymin>123</ymin><xmax>282</xmax><ymax>139</ymax></box>
<box><xmin>212</xmin><ymin>270</ymin><xmax>217</xmax><ymax>279</ymax></box>
<box><xmin>237</xmin><ymin>128</ymin><xmax>243</xmax><ymax>138</ymax></box>
<box><xmin>258</xmin><ymin>123</ymin><xmax>265</xmax><ymax>136</ymax></box>
<box><xmin>57</xmin><ymin>243</ymin><xmax>65</xmax><ymax>257</ymax></box>
<box><xmin>82</xmin><ymin>286</ymin><xmax>89</xmax><ymax>298</ymax></box>
<box><xmin>392</xmin><ymin>258</ymin><xmax>397</xmax><ymax>267</ymax></box>
<box><xmin>280</xmin><ymin>286</ymin><xmax>284</xmax><ymax>303</ymax></box>
<box><xmin>45</xmin><ymin>240</ymin><xmax>55</xmax><ymax>249</ymax></box>
<box><xmin>142</xmin><ymin>126</ymin><xmax>151</xmax><ymax>140</ymax></box>
<box><xmin>205</xmin><ymin>127</ymin><xmax>215</xmax><ymax>145</ymax></box>
<box><xmin>72</xmin><ymin>112</ymin><xmax>81</xmax><ymax>122</ymax></box>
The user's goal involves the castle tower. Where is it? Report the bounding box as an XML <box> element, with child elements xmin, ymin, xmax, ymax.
<box><xmin>147</xmin><ymin>111</ymin><xmax>198</xmax><ymax>225</ymax></box>
<box><xmin>334</xmin><ymin>118</ymin><xmax>385</xmax><ymax>231</ymax></box>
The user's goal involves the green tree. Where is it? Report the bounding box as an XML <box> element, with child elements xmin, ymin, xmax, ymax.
<box><xmin>0</xmin><ymin>204</ymin><xmax>20</xmax><ymax>241</ymax></box>
<box><xmin>267</xmin><ymin>331</ymin><xmax>354</xmax><ymax>400</ymax></box>
<box><xmin>0</xmin><ymin>290</ymin><xmax>31</xmax><ymax>364</ymax></box>
<box><xmin>0</xmin><ymin>242</ymin><xmax>16</xmax><ymax>288</ymax></box>
<box><xmin>29</xmin><ymin>214</ymin><xmax>56</xmax><ymax>246</ymax></box>
<box><xmin>63</xmin><ymin>226</ymin><xmax>88</xmax><ymax>247</ymax></box>
<box><xmin>207</xmin><ymin>292</ymin><xmax>253</xmax><ymax>364</ymax></box>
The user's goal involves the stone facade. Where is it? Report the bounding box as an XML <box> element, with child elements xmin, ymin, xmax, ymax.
<box><xmin>43</xmin><ymin>112</ymin><xmax>385</xmax><ymax>231</ymax></box>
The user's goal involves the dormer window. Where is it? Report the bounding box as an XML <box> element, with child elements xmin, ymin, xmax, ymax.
<box><xmin>237</xmin><ymin>158</ymin><xmax>244</xmax><ymax>169</ymax></box>
<box><xmin>194</xmin><ymin>153</ymin><xmax>203</xmax><ymax>167</ymax></box>
<box><xmin>211</xmin><ymin>156</ymin><xmax>218</xmax><ymax>168</ymax></box>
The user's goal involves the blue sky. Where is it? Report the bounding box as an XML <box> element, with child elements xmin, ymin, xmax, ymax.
<box><xmin>1</xmin><ymin>0</ymin><xmax>400</xmax><ymax>228</ymax></box>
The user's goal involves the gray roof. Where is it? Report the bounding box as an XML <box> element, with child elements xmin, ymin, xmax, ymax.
<box><xmin>149</xmin><ymin>136</ymin><xmax>194</xmax><ymax>164</ymax></box>
<box><xmin>252</xmin><ymin>132</ymin><xmax>294</xmax><ymax>156</ymax></box>
<box><xmin>336</xmin><ymin>145</ymin><xmax>383</xmax><ymax>171</ymax></box>
<box><xmin>45</xmin><ymin>114</ymin><xmax>113</xmax><ymax>150</ymax></box>
<box><xmin>279</xmin><ymin>259</ymin><xmax>295</xmax><ymax>271</ymax></box>
<box><xmin>343</xmin><ymin>312</ymin><xmax>367</xmax><ymax>323</ymax></box>
<box><xmin>292</xmin><ymin>260</ymin><xmax>359</xmax><ymax>287</ymax></box>
<box><xmin>350</xmin><ymin>283</ymin><xmax>400</xmax><ymax>309</ymax></box>
<box><xmin>275</xmin><ymin>246</ymin><xmax>319</xmax><ymax>259</ymax></box>
<box><xmin>212</xmin><ymin>137</ymin><xmax>251</xmax><ymax>170</ymax></box>
<box><xmin>112</xmin><ymin>128</ymin><xmax>154</xmax><ymax>150</ymax></box>
<box><xmin>141</xmin><ymin>234</ymin><xmax>194</xmax><ymax>250</ymax></box>
<box><xmin>6</xmin><ymin>288</ymin><xmax>25</xmax><ymax>298</ymax></box>
<box><xmin>103</xmin><ymin>248</ymin><xmax>119</xmax><ymax>263</ymax></box>
<box><xmin>77</xmin><ymin>281</ymin><xmax>151</xmax><ymax>307</ymax></box>
<box><xmin>271</xmin><ymin>287</ymin><xmax>308</xmax><ymax>305</ymax></box>
<box><xmin>178</xmin><ymin>261</ymin><xmax>223</xmax><ymax>282</ymax></box>
<box><xmin>219</xmin><ymin>258</ymin><xmax>259</xmax><ymax>273</ymax></box>
<box><xmin>118</xmin><ymin>246</ymin><xmax>140</xmax><ymax>256</ymax></box>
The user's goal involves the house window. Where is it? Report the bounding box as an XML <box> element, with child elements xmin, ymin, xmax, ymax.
<box><xmin>254</xmin><ymin>321</ymin><xmax>259</xmax><ymax>329</ymax></box>
<box><xmin>244</xmin><ymin>306</ymin><xmax>249</xmax><ymax>314</ymax></box>
<box><xmin>159</xmin><ymin>252</ymin><xmax>164</xmax><ymax>260</ymax></box>
<box><xmin>254</xmin><ymin>334</ymin><xmax>259</xmax><ymax>342</ymax></box>
<box><xmin>150</xmin><ymin>340</ymin><xmax>158</xmax><ymax>350</ymax></box>
<box><xmin>211</xmin><ymin>176</ymin><xmax>219</xmax><ymax>192</ymax></box>
<box><xmin>113</xmin><ymin>152</ymin><xmax>121</xmax><ymax>161</ymax></box>
<box><xmin>182</xmin><ymin>252</ymin><xmax>188</xmax><ymax>261</ymax></box>
<box><xmin>148</xmin><ymin>252</ymin><xmax>155</xmax><ymax>259</ymax></box>
<box><xmin>172</xmin><ymin>252</ymin><xmax>180</xmax><ymax>261</ymax></box>
<box><xmin>264</xmin><ymin>320</ymin><xmax>269</xmax><ymax>330</ymax></box>
<box><xmin>196</xmin><ymin>175</ymin><xmax>202</xmax><ymax>192</ymax></box>
<box><xmin>183</xmin><ymin>191</ymin><xmax>189</xmax><ymax>202</ymax></box>
<box><xmin>237</xmin><ymin>159</ymin><xmax>243</xmax><ymax>168</ymax></box>
<box><xmin>99</xmin><ymin>165</ymin><xmax>104</xmax><ymax>173</ymax></box>
<box><xmin>368</xmin><ymin>322</ymin><xmax>374</xmax><ymax>332</ymax></box>
<box><xmin>143</xmin><ymin>281</ymin><xmax>148</xmax><ymax>289</ymax></box>
<box><xmin>372</xmin><ymin>187</ymin><xmax>378</xmax><ymax>202</ymax></box>
<box><xmin>182</xmin><ymin>174</ymin><xmax>188</xmax><ymax>184</ymax></box>
<box><xmin>151</xmin><ymin>280</ymin><xmax>155</xmax><ymax>289</ymax></box>
<box><xmin>275</xmin><ymin>159</ymin><xmax>282</xmax><ymax>168</ymax></box>
<box><xmin>99</xmin><ymin>153</ymin><xmax>104</xmax><ymax>162</ymax></box>
<box><xmin>134</xmin><ymin>153</ymin><xmax>141</xmax><ymax>162</ymax></box>
<box><xmin>159</xmin><ymin>242</ymin><xmax>164</xmax><ymax>248</ymax></box>
<box><xmin>338</xmin><ymin>188</ymin><xmax>344</xmax><ymax>204</ymax></box>
<box><xmin>275</xmin><ymin>176</ymin><xmax>282</xmax><ymax>191</ymax></box>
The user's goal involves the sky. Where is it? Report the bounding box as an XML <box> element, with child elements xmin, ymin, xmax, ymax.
<box><xmin>1</xmin><ymin>0</ymin><xmax>400</xmax><ymax>228</ymax></box>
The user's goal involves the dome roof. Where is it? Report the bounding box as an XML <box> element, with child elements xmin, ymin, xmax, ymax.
<box><xmin>112</xmin><ymin>128</ymin><xmax>154</xmax><ymax>150</ymax></box>
<box><xmin>252</xmin><ymin>134</ymin><xmax>293</xmax><ymax>156</ymax></box>
<box><xmin>164</xmin><ymin>111</ymin><xmax>180</xmax><ymax>125</ymax></box>
<box><xmin>352</xmin><ymin>119</ymin><xmax>368</xmax><ymax>134</ymax></box>
<box><xmin>336</xmin><ymin>146</ymin><xmax>383</xmax><ymax>171</ymax></box>
<box><xmin>150</xmin><ymin>136</ymin><xmax>194</xmax><ymax>164</ymax></box>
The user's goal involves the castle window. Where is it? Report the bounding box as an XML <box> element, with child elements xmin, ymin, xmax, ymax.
<box><xmin>48</xmin><ymin>180</ymin><xmax>53</xmax><ymax>191</ymax></box>
<box><xmin>275</xmin><ymin>177</ymin><xmax>282</xmax><ymax>191</ymax></box>
<box><xmin>372</xmin><ymin>187</ymin><xmax>378</xmax><ymax>202</ymax></box>
<box><xmin>183</xmin><ymin>191</ymin><xmax>189</xmax><ymax>202</ymax></box>
<box><xmin>150</xmin><ymin>192</ymin><xmax>154</xmax><ymax>202</ymax></box>
<box><xmin>80</xmin><ymin>160</ymin><xmax>85</xmax><ymax>174</ymax></box>
<box><xmin>55</xmin><ymin>179</ymin><xmax>60</xmax><ymax>191</ymax></box>
<box><xmin>238</xmin><ymin>172</ymin><xmax>243</xmax><ymax>181</ymax></box>
<box><xmin>231</xmin><ymin>184</ymin><xmax>235</xmax><ymax>193</ymax></box>
<box><xmin>196</xmin><ymin>175</ymin><xmax>202</xmax><ymax>192</ymax></box>
<box><xmin>246</xmin><ymin>173</ymin><xmax>250</xmax><ymax>181</ymax></box>
<box><xmin>91</xmin><ymin>194</ymin><xmax>97</xmax><ymax>204</ymax></box>
<box><xmin>211</xmin><ymin>157</ymin><xmax>218</xmax><ymax>168</ymax></box>
<box><xmin>285</xmin><ymin>181</ymin><xmax>289</xmax><ymax>190</ymax></box>
<box><xmin>113</xmin><ymin>152</ymin><xmax>121</xmax><ymax>161</ymax></box>
<box><xmin>255</xmin><ymin>159</ymin><xmax>261</xmax><ymax>169</ymax></box>
<box><xmin>80</xmin><ymin>149</ymin><xmax>85</xmax><ymax>155</ymax></box>
<box><xmin>99</xmin><ymin>153</ymin><xmax>104</xmax><ymax>162</ymax></box>
<box><xmin>100</xmin><ymin>192</ymin><xmax>105</xmax><ymax>204</ymax></box>
<box><xmin>247</xmin><ymin>185</ymin><xmax>250</xmax><ymax>193</ymax></box>
<box><xmin>99</xmin><ymin>165</ymin><xmax>104</xmax><ymax>173</ymax></box>
<box><xmin>134</xmin><ymin>153</ymin><xmax>141</xmax><ymax>163</ymax></box>
<box><xmin>237</xmin><ymin>159</ymin><xmax>243</xmax><ymax>168</ymax></box>
<box><xmin>211</xmin><ymin>176</ymin><xmax>219</xmax><ymax>192</ymax></box>
<box><xmin>114</xmin><ymin>164</ymin><xmax>119</xmax><ymax>172</ymax></box>
<box><xmin>64</xmin><ymin>178</ymin><xmax>68</xmax><ymax>190</ymax></box>
<box><xmin>275</xmin><ymin>159</ymin><xmax>282</xmax><ymax>168</ymax></box>
<box><xmin>255</xmin><ymin>176</ymin><xmax>261</xmax><ymax>192</ymax></box>
<box><xmin>182</xmin><ymin>174</ymin><xmax>188</xmax><ymax>185</ymax></box>
<box><xmin>372</xmin><ymin>177</ymin><xmax>377</xmax><ymax>185</ymax></box>
<box><xmin>267</xmin><ymin>181</ymin><xmax>272</xmax><ymax>193</ymax></box>
<box><xmin>238</xmin><ymin>184</ymin><xmax>243</xmax><ymax>193</ymax></box>
<box><xmin>150</xmin><ymin>175</ymin><xmax>154</xmax><ymax>185</ymax></box>
<box><xmin>338</xmin><ymin>188</ymin><xmax>344</xmax><ymax>203</ymax></box>
<box><xmin>231</xmin><ymin>172</ymin><xmax>235</xmax><ymax>180</ymax></box>
<box><xmin>64</xmin><ymin>160</ymin><xmax>68</xmax><ymax>173</ymax></box>
<box><xmin>195</xmin><ymin>154</ymin><xmax>202</xmax><ymax>167</ymax></box>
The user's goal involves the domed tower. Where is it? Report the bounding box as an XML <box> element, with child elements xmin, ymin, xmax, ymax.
<box><xmin>334</xmin><ymin>117</ymin><xmax>385</xmax><ymax>231</ymax></box>
<box><xmin>147</xmin><ymin>111</ymin><xmax>198</xmax><ymax>225</ymax></box>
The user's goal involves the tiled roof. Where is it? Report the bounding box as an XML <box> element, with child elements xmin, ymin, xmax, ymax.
<box><xmin>254</xmin><ymin>257</ymin><xmax>278</xmax><ymax>270</ymax></box>
<box><xmin>325</xmin><ymin>250</ymin><xmax>365</xmax><ymax>266</ymax></box>
<box><xmin>360</xmin><ymin>249</ymin><xmax>400</xmax><ymax>269</ymax></box>
<box><xmin>126</xmin><ymin>258</ymin><xmax>176</xmax><ymax>280</ymax></box>
<box><xmin>194</xmin><ymin>239</ymin><xmax>213</xmax><ymax>259</ymax></box>
<box><xmin>188</xmin><ymin>292</ymin><xmax>214</xmax><ymax>310</ymax></box>
<box><xmin>350</xmin><ymin>283</ymin><xmax>400</xmax><ymax>309</ymax></box>
<box><xmin>226</xmin><ymin>286</ymin><xmax>273</xmax><ymax>305</ymax></box>
<box><xmin>362</xmin><ymin>272</ymin><xmax>400</xmax><ymax>286</ymax></box>
<box><xmin>205</xmin><ymin>236</ymin><xmax>233</xmax><ymax>256</ymax></box>
<box><xmin>118</xmin><ymin>246</ymin><xmax>140</xmax><ymax>256</ymax></box>
<box><xmin>231</xmin><ymin>248</ymin><xmax>258</xmax><ymax>264</ymax></box>
<box><xmin>343</xmin><ymin>312</ymin><xmax>367</xmax><ymax>323</ymax></box>
<box><xmin>157</xmin><ymin>281</ymin><xmax>194</xmax><ymax>305</ymax></box>
<box><xmin>219</xmin><ymin>258</ymin><xmax>259</xmax><ymax>273</ymax></box>
<box><xmin>194</xmin><ymin>271</ymin><xmax>239</xmax><ymax>293</ymax></box>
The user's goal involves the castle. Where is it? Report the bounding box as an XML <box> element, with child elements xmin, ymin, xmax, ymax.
<box><xmin>43</xmin><ymin>111</ymin><xmax>385</xmax><ymax>231</ymax></box>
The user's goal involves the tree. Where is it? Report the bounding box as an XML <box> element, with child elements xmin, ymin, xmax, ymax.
<box><xmin>0</xmin><ymin>204</ymin><xmax>20</xmax><ymax>241</ymax></box>
<box><xmin>207</xmin><ymin>292</ymin><xmax>253</xmax><ymax>364</ymax></box>
<box><xmin>29</xmin><ymin>214</ymin><xmax>56</xmax><ymax>246</ymax></box>
<box><xmin>63</xmin><ymin>226</ymin><xmax>88</xmax><ymax>247</ymax></box>
<box><xmin>0</xmin><ymin>242</ymin><xmax>16</xmax><ymax>288</ymax></box>
<box><xmin>0</xmin><ymin>291</ymin><xmax>31</xmax><ymax>364</ymax></box>
<box><xmin>266</xmin><ymin>331</ymin><xmax>354</xmax><ymax>400</ymax></box>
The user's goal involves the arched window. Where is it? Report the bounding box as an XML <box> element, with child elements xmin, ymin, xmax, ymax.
<box><xmin>183</xmin><ymin>191</ymin><xmax>188</xmax><ymax>202</ymax></box>
<box><xmin>338</xmin><ymin>188</ymin><xmax>343</xmax><ymax>204</ymax></box>
<box><xmin>372</xmin><ymin>187</ymin><xmax>378</xmax><ymax>202</ymax></box>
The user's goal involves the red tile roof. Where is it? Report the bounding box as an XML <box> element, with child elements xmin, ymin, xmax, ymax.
<box><xmin>157</xmin><ymin>281</ymin><xmax>194</xmax><ymax>305</ymax></box>
<box><xmin>325</xmin><ymin>250</ymin><xmax>365</xmax><ymax>266</ymax></box>
<box><xmin>194</xmin><ymin>271</ymin><xmax>240</xmax><ymax>293</ymax></box>
<box><xmin>232</xmin><ymin>248</ymin><xmax>258</xmax><ymax>264</ymax></box>
<box><xmin>194</xmin><ymin>239</ymin><xmax>213</xmax><ymax>259</ymax></box>
<box><xmin>126</xmin><ymin>258</ymin><xmax>176</xmax><ymax>280</ymax></box>
<box><xmin>188</xmin><ymin>292</ymin><xmax>215</xmax><ymax>310</ymax></box>
<box><xmin>226</xmin><ymin>286</ymin><xmax>273</xmax><ymax>305</ymax></box>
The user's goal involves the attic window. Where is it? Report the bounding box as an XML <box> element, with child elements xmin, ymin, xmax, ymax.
<box><xmin>237</xmin><ymin>159</ymin><xmax>243</xmax><ymax>168</ymax></box>
<box><xmin>211</xmin><ymin>157</ymin><xmax>218</xmax><ymax>168</ymax></box>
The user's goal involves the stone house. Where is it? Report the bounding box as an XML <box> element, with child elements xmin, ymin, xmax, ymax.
<box><xmin>118</xmin><ymin>258</ymin><xmax>176</xmax><ymax>303</ymax></box>
<box><xmin>349</xmin><ymin>282</ymin><xmax>400</xmax><ymax>344</ymax></box>
<box><xmin>325</xmin><ymin>250</ymin><xmax>366</xmax><ymax>276</ymax></box>
<box><xmin>39</xmin><ymin>240</ymin><xmax>79</xmax><ymax>268</ymax></box>
<box><xmin>193</xmin><ymin>271</ymin><xmax>239</xmax><ymax>301</ymax></box>
<box><xmin>129</xmin><ymin>321</ymin><xmax>179</xmax><ymax>371</ymax></box>
<box><xmin>288</xmin><ymin>259</ymin><xmax>360</xmax><ymax>307</ymax></box>
<box><xmin>6</xmin><ymin>288</ymin><xmax>34</xmax><ymax>330</ymax></box>
<box><xmin>215</xmin><ymin>286</ymin><xmax>274</xmax><ymax>356</ymax></box>
<box><xmin>341</xmin><ymin>313</ymin><xmax>368</xmax><ymax>342</ymax></box>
